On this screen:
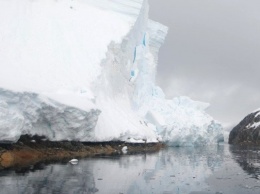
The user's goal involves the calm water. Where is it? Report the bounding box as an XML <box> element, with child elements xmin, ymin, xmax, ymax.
<box><xmin>0</xmin><ymin>144</ymin><xmax>260</xmax><ymax>194</ymax></box>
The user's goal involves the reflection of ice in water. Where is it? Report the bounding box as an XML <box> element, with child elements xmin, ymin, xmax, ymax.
<box><xmin>125</xmin><ymin>145</ymin><xmax>224</xmax><ymax>194</ymax></box>
<box><xmin>91</xmin><ymin>148</ymin><xmax>217</xmax><ymax>193</ymax></box>
<box><xmin>1</xmin><ymin>145</ymin><xmax>259</xmax><ymax>194</ymax></box>
<box><xmin>0</xmin><ymin>145</ymin><xmax>225</xmax><ymax>194</ymax></box>
<box><xmin>0</xmin><ymin>162</ymin><xmax>98</xmax><ymax>194</ymax></box>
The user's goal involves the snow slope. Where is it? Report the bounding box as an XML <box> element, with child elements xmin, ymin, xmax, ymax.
<box><xmin>0</xmin><ymin>0</ymin><xmax>223</xmax><ymax>145</ymax></box>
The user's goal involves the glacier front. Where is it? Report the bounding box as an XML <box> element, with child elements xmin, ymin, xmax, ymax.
<box><xmin>0</xmin><ymin>0</ymin><xmax>224</xmax><ymax>145</ymax></box>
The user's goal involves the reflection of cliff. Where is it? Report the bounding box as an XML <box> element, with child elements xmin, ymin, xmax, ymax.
<box><xmin>0</xmin><ymin>146</ymin><xmax>225</xmax><ymax>194</ymax></box>
<box><xmin>128</xmin><ymin>146</ymin><xmax>225</xmax><ymax>194</ymax></box>
<box><xmin>0</xmin><ymin>162</ymin><xmax>98</xmax><ymax>194</ymax></box>
<box><xmin>230</xmin><ymin>146</ymin><xmax>260</xmax><ymax>180</ymax></box>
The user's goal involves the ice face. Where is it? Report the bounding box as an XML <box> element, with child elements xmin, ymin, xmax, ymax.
<box><xmin>0</xmin><ymin>89</ymin><xmax>100</xmax><ymax>142</ymax></box>
<box><xmin>0</xmin><ymin>0</ymin><xmax>223</xmax><ymax>145</ymax></box>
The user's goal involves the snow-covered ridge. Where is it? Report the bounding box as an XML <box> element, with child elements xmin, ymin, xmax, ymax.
<box><xmin>246</xmin><ymin>110</ymin><xmax>260</xmax><ymax>129</ymax></box>
<box><xmin>229</xmin><ymin>109</ymin><xmax>260</xmax><ymax>144</ymax></box>
<box><xmin>0</xmin><ymin>0</ymin><xmax>223</xmax><ymax>145</ymax></box>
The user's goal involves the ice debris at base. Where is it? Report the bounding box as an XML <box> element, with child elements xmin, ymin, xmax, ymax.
<box><xmin>69</xmin><ymin>159</ymin><xmax>79</xmax><ymax>165</ymax></box>
<box><xmin>0</xmin><ymin>0</ymin><xmax>223</xmax><ymax>145</ymax></box>
<box><xmin>122</xmin><ymin>146</ymin><xmax>128</xmax><ymax>154</ymax></box>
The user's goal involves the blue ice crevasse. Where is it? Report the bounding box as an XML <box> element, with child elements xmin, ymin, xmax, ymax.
<box><xmin>143</xmin><ymin>33</ymin><xmax>146</xmax><ymax>46</ymax></box>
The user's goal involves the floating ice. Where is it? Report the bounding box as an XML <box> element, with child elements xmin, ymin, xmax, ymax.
<box><xmin>69</xmin><ymin>159</ymin><xmax>79</xmax><ymax>165</ymax></box>
<box><xmin>122</xmin><ymin>146</ymin><xmax>128</xmax><ymax>154</ymax></box>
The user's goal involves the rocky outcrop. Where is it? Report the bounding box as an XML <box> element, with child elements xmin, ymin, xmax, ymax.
<box><xmin>229</xmin><ymin>110</ymin><xmax>260</xmax><ymax>145</ymax></box>
<box><xmin>0</xmin><ymin>135</ymin><xmax>164</xmax><ymax>169</ymax></box>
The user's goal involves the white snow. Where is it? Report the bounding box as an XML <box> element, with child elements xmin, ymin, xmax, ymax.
<box><xmin>255</xmin><ymin>111</ymin><xmax>260</xmax><ymax>118</ymax></box>
<box><xmin>246</xmin><ymin>121</ymin><xmax>260</xmax><ymax>130</ymax></box>
<box><xmin>0</xmin><ymin>0</ymin><xmax>223</xmax><ymax>145</ymax></box>
<box><xmin>250</xmin><ymin>122</ymin><xmax>260</xmax><ymax>129</ymax></box>
<box><xmin>246</xmin><ymin>110</ymin><xmax>260</xmax><ymax>129</ymax></box>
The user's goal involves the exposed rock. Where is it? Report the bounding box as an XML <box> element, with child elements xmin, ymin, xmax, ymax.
<box><xmin>229</xmin><ymin>110</ymin><xmax>260</xmax><ymax>145</ymax></box>
<box><xmin>0</xmin><ymin>135</ymin><xmax>164</xmax><ymax>169</ymax></box>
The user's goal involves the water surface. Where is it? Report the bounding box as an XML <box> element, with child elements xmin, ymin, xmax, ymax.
<box><xmin>0</xmin><ymin>144</ymin><xmax>259</xmax><ymax>194</ymax></box>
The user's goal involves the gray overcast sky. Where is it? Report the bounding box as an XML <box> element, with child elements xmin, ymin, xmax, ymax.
<box><xmin>149</xmin><ymin>0</ymin><xmax>260</xmax><ymax>129</ymax></box>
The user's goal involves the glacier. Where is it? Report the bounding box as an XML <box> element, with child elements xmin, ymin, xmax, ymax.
<box><xmin>0</xmin><ymin>0</ymin><xmax>224</xmax><ymax>145</ymax></box>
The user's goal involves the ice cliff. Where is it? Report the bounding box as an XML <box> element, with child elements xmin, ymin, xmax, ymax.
<box><xmin>0</xmin><ymin>0</ymin><xmax>223</xmax><ymax>145</ymax></box>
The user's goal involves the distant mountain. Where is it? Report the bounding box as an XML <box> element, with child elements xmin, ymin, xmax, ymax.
<box><xmin>229</xmin><ymin>109</ymin><xmax>260</xmax><ymax>145</ymax></box>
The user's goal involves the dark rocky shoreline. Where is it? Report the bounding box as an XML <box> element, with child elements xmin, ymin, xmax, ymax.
<box><xmin>229</xmin><ymin>110</ymin><xmax>260</xmax><ymax>145</ymax></box>
<box><xmin>0</xmin><ymin>135</ymin><xmax>165</xmax><ymax>170</ymax></box>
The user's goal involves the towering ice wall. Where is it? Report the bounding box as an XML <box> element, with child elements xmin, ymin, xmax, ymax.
<box><xmin>0</xmin><ymin>0</ymin><xmax>223</xmax><ymax>145</ymax></box>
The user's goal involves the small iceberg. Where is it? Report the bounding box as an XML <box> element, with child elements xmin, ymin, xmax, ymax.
<box><xmin>121</xmin><ymin>146</ymin><xmax>128</xmax><ymax>154</ymax></box>
<box><xmin>69</xmin><ymin>159</ymin><xmax>79</xmax><ymax>165</ymax></box>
